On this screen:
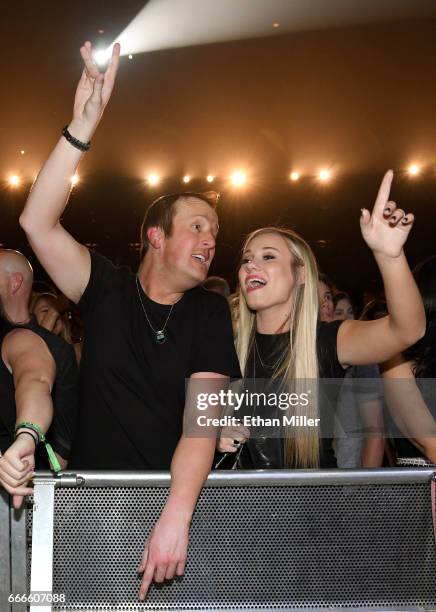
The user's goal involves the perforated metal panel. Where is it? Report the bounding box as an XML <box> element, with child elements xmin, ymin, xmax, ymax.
<box><xmin>25</xmin><ymin>471</ymin><xmax>436</xmax><ymax>611</ymax></box>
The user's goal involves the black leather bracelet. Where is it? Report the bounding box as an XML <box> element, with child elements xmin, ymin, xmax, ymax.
<box><xmin>15</xmin><ymin>430</ymin><xmax>38</xmax><ymax>449</ymax></box>
<box><xmin>62</xmin><ymin>125</ymin><xmax>91</xmax><ymax>152</ymax></box>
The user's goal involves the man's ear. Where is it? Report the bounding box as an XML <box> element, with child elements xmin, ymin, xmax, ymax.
<box><xmin>146</xmin><ymin>226</ymin><xmax>164</xmax><ymax>250</ymax></box>
<box><xmin>10</xmin><ymin>272</ymin><xmax>24</xmax><ymax>295</ymax></box>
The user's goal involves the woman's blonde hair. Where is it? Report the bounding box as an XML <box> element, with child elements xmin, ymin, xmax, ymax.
<box><xmin>235</xmin><ymin>227</ymin><xmax>320</xmax><ymax>468</ymax></box>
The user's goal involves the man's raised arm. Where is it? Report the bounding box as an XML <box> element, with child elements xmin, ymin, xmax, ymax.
<box><xmin>19</xmin><ymin>42</ymin><xmax>120</xmax><ymax>303</ymax></box>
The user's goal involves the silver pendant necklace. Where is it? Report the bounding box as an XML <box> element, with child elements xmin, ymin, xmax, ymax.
<box><xmin>135</xmin><ymin>276</ymin><xmax>175</xmax><ymax>344</ymax></box>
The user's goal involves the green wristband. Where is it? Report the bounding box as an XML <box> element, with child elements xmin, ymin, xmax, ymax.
<box><xmin>15</xmin><ymin>421</ymin><xmax>44</xmax><ymax>443</ymax></box>
<box><xmin>15</xmin><ymin>422</ymin><xmax>61</xmax><ymax>473</ymax></box>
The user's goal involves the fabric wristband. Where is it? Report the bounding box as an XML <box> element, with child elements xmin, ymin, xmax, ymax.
<box><xmin>15</xmin><ymin>422</ymin><xmax>61</xmax><ymax>473</ymax></box>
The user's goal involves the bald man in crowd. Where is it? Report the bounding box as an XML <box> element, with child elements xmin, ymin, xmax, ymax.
<box><xmin>0</xmin><ymin>250</ymin><xmax>78</xmax><ymax>507</ymax></box>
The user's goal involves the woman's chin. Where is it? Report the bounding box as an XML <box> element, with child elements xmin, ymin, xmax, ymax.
<box><xmin>245</xmin><ymin>295</ymin><xmax>272</xmax><ymax>312</ymax></box>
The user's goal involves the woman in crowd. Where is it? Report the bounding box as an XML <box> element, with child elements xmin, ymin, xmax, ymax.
<box><xmin>31</xmin><ymin>292</ymin><xmax>71</xmax><ymax>339</ymax></box>
<box><xmin>218</xmin><ymin>171</ymin><xmax>425</xmax><ymax>468</ymax></box>
<box><xmin>31</xmin><ymin>291</ymin><xmax>83</xmax><ymax>363</ymax></box>
<box><xmin>382</xmin><ymin>256</ymin><xmax>436</xmax><ymax>465</ymax></box>
<box><xmin>333</xmin><ymin>292</ymin><xmax>355</xmax><ymax>321</ymax></box>
<box><xmin>334</xmin><ymin>298</ymin><xmax>387</xmax><ymax>468</ymax></box>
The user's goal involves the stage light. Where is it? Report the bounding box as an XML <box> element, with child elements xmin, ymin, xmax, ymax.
<box><xmin>128</xmin><ymin>54</ymin><xmax>133</xmax><ymax>60</ymax></box>
<box><xmin>183</xmin><ymin>175</ymin><xmax>191</xmax><ymax>184</ymax></box>
<box><xmin>318</xmin><ymin>169</ymin><xmax>331</xmax><ymax>182</ymax></box>
<box><xmin>408</xmin><ymin>164</ymin><xmax>420</xmax><ymax>176</ymax></box>
<box><xmin>20</xmin><ymin>150</ymin><xmax>25</xmax><ymax>155</ymax></box>
<box><xmin>273</xmin><ymin>22</ymin><xmax>280</xmax><ymax>28</ymax></box>
<box><xmin>147</xmin><ymin>174</ymin><xmax>160</xmax><ymax>186</ymax></box>
<box><xmin>290</xmin><ymin>171</ymin><xmax>300</xmax><ymax>182</ymax></box>
<box><xmin>8</xmin><ymin>175</ymin><xmax>20</xmax><ymax>187</ymax></box>
<box><xmin>206</xmin><ymin>175</ymin><xmax>215</xmax><ymax>183</ymax></box>
<box><xmin>71</xmin><ymin>174</ymin><xmax>79</xmax><ymax>186</ymax></box>
<box><xmin>94</xmin><ymin>48</ymin><xmax>111</xmax><ymax>66</ymax></box>
<box><xmin>231</xmin><ymin>170</ymin><xmax>246</xmax><ymax>187</ymax></box>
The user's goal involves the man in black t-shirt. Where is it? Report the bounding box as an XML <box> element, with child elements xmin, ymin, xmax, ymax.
<box><xmin>0</xmin><ymin>250</ymin><xmax>79</xmax><ymax>506</ymax></box>
<box><xmin>20</xmin><ymin>42</ymin><xmax>241</xmax><ymax>599</ymax></box>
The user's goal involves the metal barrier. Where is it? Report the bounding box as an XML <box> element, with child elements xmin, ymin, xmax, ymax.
<box><xmin>1</xmin><ymin>469</ymin><xmax>436</xmax><ymax>611</ymax></box>
<box><xmin>0</xmin><ymin>489</ymin><xmax>27</xmax><ymax>612</ymax></box>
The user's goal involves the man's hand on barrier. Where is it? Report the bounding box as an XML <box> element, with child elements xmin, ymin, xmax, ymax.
<box><xmin>217</xmin><ymin>424</ymin><xmax>250</xmax><ymax>453</ymax></box>
<box><xmin>0</xmin><ymin>436</ymin><xmax>35</xmax><ymax>509</ymax></box>
<box><xmin>137</xmin><ymin>508</ymin><xmax>189</xmax><ymax>600</ymax></box>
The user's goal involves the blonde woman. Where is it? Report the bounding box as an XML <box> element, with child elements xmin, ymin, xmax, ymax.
<box><xmin>218</xmin><ymin>171</ymin><xmax>425</xmax><ymax>468</ymax></box>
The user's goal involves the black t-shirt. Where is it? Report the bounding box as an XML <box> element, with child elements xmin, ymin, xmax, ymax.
<box><xmin>70</xmin><ymin>251</ymin><xmax>241</xmax><ymax>470</ymax></box>
<box><xmin>0</xmin><ymin>317</ymin><xmax>79</xmax><ymax>464</ymax></box>
<box><xmin>236</xmin><ymin>320</ymin><xmax>345</xmax><ymax>469</ymax></box>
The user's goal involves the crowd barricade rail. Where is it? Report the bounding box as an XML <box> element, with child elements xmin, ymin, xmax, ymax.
<box><xmin>1</xmin><ymin>468</ymin><xmax>436</xmax><ymax>611</ymax></box>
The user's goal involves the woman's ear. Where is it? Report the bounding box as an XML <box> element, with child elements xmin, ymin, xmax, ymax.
<box><xmin>298</xmin><ymin>264</ymin><xmax>306</xmax><ymax>285</ymax></box>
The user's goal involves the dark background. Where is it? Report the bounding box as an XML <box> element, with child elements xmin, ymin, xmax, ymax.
<box><xmin>1</xmin><ymin>1</ymin><xmax>436</xmax><ymax>303</ymax></box>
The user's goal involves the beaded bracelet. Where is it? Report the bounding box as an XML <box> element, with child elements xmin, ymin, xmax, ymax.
<box><xmin>62</xmin><ymin>125</ymin><xmax>91</xmax><ymax>152</ymax></box>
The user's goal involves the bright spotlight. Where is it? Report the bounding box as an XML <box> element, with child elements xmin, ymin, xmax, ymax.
<box><xmin>206</xmin><ymin>175</ymin><xmax>214</xmax><ymax>183</ymax></box>
<box><xmin>147</xmin><ymin>174</ymin><xmax>160</xmax><ymax>186</ymax></box>
<box><xmin>290</xmin><ymin>171</ymin><xmax>300</xmax><ymax>182</ymax></box>
<box><xmin>20</xmin><ymin>150</ymin><xmax>25</xmax><ymax>155</ymax></box>
<box><xmin>231</xmin><ymin>170</ymin><xmax>246</xmax><ymax>187</ymax></box>
<box><xmin>183</xmin><ymin>175</ymin><xmax>191</xmax><ymax>184</ymax></box>
<box><xmin>128</xmin><ymin>54</ymin><xmax>133</xmax><ymax>60</ymax></box>
<box><xmin>318</xmin><ymin>169</ymin><xmax>331</xmax><ymax>182</ymax></box>
<box><xmin>71</xmin><ymin>174</ymin><xmax>79</xmax><ymax>186</ymax></box>
<box><xmin>9</xmin><ymin>175</ymin><xmax>20</xmax><ymax>187</ymax></box>
<box><xmin>94</xmin><ymin>48</ymin><xmax>111</xmax><ymax>66</ymax></box>
<box><xmin>408</xmin><ymin>164</ymin><xmax>420</xmax><ymax>176</ymax></box>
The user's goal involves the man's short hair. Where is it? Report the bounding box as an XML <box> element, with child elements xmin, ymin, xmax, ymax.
<box><xmin>140</xmin><ymin>191</ymin><xmax>219</xmax><ymax>260</ymax></box>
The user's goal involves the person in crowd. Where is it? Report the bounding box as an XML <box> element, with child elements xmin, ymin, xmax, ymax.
<box><xmin>31</xmin><ymin>291</ymin><xmax>70</xmax><ymax>338</ymax></box>
<box><xmin>334</xmin><ymin>298</ymin><xmax>386</xmax><ymax>468</ymax></box>
<box><xmin>30</xmin><ymin>291</ymin><xmax>83</xmax><ymax>363</ymax></box>
<box><xmin>19</xmin><ymin>41</ymin><xmax>240</xmax><ymax>599</ymax></box>
<box><xmin>333</xmin><ymin>292</ymin><xmax>355</xmax><ymax>321</ymax></box>
<box><xmin>382</xmin><ymin>256</ymin><xmax>436</xmax><ymax>465</ymax></box>
<box><xmin>318</xmin><ymin>273</ymin><xmax>334</xmax><ymax>322</ymax></box>
<box><xmin>0</xmin><ymin>250</ymin><xmax>79</xmax><ymax>506</ymax></box>
<box><xmin>203</xmin><ymin>275</ymin><xmax>231</xmax><ymax>298</ymax></box>
<box><xmin>218</xmin><ymin>171</ymin><xmax>425</xmax><ymax>469</ymax></box>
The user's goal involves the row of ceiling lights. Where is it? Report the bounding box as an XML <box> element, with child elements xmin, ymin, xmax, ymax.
<box><xmin>4</xmin><ymin>164</ymin><xmax>424</xmax><ymax>189</ymax></box>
